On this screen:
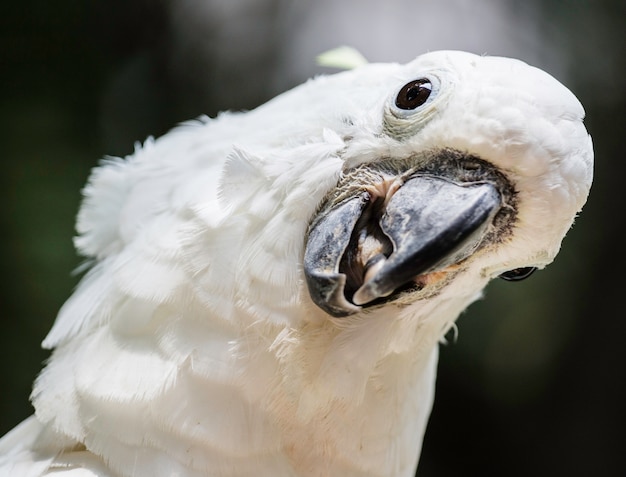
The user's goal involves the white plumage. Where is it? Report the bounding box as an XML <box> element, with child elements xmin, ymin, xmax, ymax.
<box><xmin>0</xmin><ymin>51</ymin><xmax>592</xmax><ymax>477</ymax></box>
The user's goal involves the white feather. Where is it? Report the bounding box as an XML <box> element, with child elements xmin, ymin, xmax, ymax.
<box><xmin>0</xmin><ymin>51</ymin><xmax>592</xmax><ymax>477</ymax></box>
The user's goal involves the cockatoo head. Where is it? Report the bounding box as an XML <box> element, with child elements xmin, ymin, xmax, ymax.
<box><xmin>297</xmin><ymin>50</ymin><xmax>593</xmax><ymax>318</ymax></box>
<box><xmin>22</xmin><ymin>50</ymin><xmax>592</xmax><ymax>477</ymax></box>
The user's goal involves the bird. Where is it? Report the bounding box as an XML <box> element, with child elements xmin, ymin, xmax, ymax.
<box><xmin>0</xmin><ymin>50</ymin><xmax>593</xmax><ymax>477</ymax></box>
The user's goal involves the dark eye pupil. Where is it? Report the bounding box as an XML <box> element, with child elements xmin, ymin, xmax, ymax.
<box><xmin>499</xmin><ymin>267</ymin><xmax>537</xmax><ymax>281</ymax></box>
<box><xmin>395</xmin><ymin>78</ymin><xmax>432</xmax><ymax>110</ymax></box>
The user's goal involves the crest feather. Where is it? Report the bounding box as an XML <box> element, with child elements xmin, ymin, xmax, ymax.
<box><xmin>316</xmin><ymin>46</ymin><xmax>368</xmax><ymax>70</ymax></box>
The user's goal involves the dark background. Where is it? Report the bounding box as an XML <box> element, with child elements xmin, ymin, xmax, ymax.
<box><xmin>1</xmin><ymin>1</ymin><xmax>624</xmax><ymax>476</ymax></box>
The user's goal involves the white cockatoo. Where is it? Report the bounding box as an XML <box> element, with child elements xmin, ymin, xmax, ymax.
<box><xmin>0</xmin><ymin>50</ymin><xmax>592</xmax><ymax>477</ymax></box>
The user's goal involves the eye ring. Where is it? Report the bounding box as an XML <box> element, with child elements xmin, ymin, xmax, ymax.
<box><xmin>499</xmin><ymin>267</ymin><xmax>537</xmax><ymax>281</ymax></box>
<box><xmin>395</xmin><ymin>78</ymin><xmax>433</xmax><ymax>110</ymax></box>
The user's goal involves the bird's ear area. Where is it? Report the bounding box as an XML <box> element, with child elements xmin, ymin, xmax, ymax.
<box><xmin>218</xmin><ymin>147</ymin><xmax>270</xmax><ymax>211</ymax></box>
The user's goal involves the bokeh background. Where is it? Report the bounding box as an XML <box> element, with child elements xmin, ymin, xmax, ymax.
<box><xmin>1</xmin><ymin>1</ymin><xmax>624</xmax><ymax>475</ymax></box>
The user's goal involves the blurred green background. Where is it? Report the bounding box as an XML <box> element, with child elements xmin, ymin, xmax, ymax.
<box><xmin>1</xmin><ymin>1</ymin><xmax>624</xmax><ymax>476</ymax></box>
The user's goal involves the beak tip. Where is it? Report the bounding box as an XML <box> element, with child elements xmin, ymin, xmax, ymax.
<box><xmin>352</xmin><ymin>281</ymin><xmax>393</xmax><ymax>306</ymax></box>
<box><xmin>351</xmin><ymin>288</ymin><xmax>370</xmax><ymax>306</ymax></box>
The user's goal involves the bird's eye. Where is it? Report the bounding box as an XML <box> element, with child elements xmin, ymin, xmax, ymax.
<box><xmin>499</xmin><ymin>267</ymin><xmax>537</xmax><ymax>281</ymax></box>
<box><xmin>395</xmin><ymin>79</ymin><xmax>433</xmax><ymax>110</ymax></box>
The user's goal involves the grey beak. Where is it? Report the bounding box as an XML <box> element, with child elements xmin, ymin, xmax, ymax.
<box><xmin>351</xmin><ymin>176</ymin><xmax>500</xmax><ymax>304</ymax></box>
<box><xmin>303</xmin><ymin>193</ymin><xmax>369</xmax><ymax>317</ymax></box>
<box><xmin>304</xmin><ymin>175</ymin><xmax>501</xmax><ymax>317</ymax></box>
